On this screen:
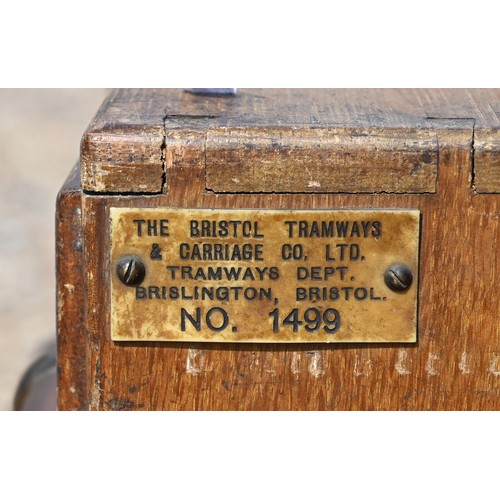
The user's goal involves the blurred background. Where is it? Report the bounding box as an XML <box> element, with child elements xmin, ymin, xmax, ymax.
<box><xmin>0</xmin><ymin>89</ymin><xmax>107</xmax><ymax>410</ymax></box>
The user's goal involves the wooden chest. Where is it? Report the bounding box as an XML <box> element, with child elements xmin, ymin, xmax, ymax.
<box><xmin>56</xmin><ymin>89</ymin><xmax>499</xmax><ymax>410</ymax></box>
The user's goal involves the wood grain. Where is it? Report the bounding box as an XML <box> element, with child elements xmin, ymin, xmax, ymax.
<box><xmin>56</xmin><ymin>164</ymin><xmax>87</xmax><ymax>410</ymax></box>
<box><xmin>80</xmin><ymin>89</ymin><xmax>500</xmax><ymax>194</ymax></box>
<box><xmin>410</xmin><ymin>88</ymin><xmax>500</xmax><ymax>193</ymax></box>
<box><xmin>57</xmin><ymin>89</ymin><xmax>500</xmax><ymax>410</ymax></box>
<box><xmin>80</xmin><ymin>90</ymin><xmax>165</xmax><ymax>193</ymax></box>
<box><xmin>76</xmin><ymin>124</ymin><xmax>499</xmax><ymax>411</ymax></box>
<box><xmin>475</xmin><ymin>129</ymin><xmax>500</xmax><ymax>193</ymax></box>
<box><xmin>206</xmin><ymin>127</ymin><xmax>437</xmax><ymax>193</ymax></box>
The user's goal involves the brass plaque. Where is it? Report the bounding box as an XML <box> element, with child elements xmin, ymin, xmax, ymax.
<box><xmin>110</xmin><ymin>208</ymin><xmax>420</xmax><ymax>343</ymax></box>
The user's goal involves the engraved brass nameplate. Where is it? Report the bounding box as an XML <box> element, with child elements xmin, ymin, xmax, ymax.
<box><xmin>110</xmin><ymin>208</ymin><xmax>420</xmax><ymax>343</ymax></box>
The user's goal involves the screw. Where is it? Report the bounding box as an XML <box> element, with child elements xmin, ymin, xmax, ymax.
<box><xmin>116</xmin><ymin>256</ymin><xmax>146</xmax><ymax>286</ymax></box>
<box><xmin>384</xmin><ymin>263</ymin><xmax>413</xmax><ymax>292</ymax></box>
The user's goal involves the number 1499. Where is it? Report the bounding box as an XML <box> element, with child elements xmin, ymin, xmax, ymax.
<box><xmin>268</xmin><ymin>307</ymin><xmax>341</xmax><ymax>334</ymax></box>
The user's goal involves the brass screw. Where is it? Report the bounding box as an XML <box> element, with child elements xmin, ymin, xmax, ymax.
<box><xmin>116</xmin><ymin>256</ymin><xmax>146</xmax><ymax>286</ymax></box>
<box><xmin>384</xmin><ymin>263</ymin><xmax>413</xmax><ymax>292</ymax></box>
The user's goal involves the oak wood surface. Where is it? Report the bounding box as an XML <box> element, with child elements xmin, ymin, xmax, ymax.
<box><xmin>56</xmin><ymin>165</ymin><xmax>87</xmax><ymax>410</ymax></box>
<box><xmin>205</xmin><ymin>127</ymin><xmax>437</xmax><ymax>193</ymax></box>
<box><xmin>75</xmin><ymin>127</ymin><xmax>499</xmax><ymax>411</ymax></box>
<box><xmin>57</xmin><ymin>89</ymin><xmax>500</xmax><ymax>410</ymax></box>
<box><xmin>475</xmin><ymin>129</ymin><xmax>500</xmax><ymax>193</ymax></box>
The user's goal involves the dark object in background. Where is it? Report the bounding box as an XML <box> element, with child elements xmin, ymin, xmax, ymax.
<box><xmin>13</xmin><ymin>343</ymin><xmax>57</xmax><ymax>411</ymax></box>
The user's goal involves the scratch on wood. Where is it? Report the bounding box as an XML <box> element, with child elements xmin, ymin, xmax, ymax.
<box><xmin>395</xmin><ymin>349</ymin><xmax>411</xmax><ymax>375</ymax></box>
<box><xmin>90</xmin><ymin>359</ymin><xmax>104</xmax><ymax>409</ymax></box>
<box><xmin>489</xmin><ymin>353</ymin><xmax>500</xmax><ymax>376</ymax></box>
<box><xmin>354</xmin><ymin>354</ymin><xmax>372</xmax><ymax>377</ymax></box>
<box><xmin>186</xmin><ymin>348</ymin><xmax>205</xmax><ymax>375</ymax></box>
<box><xmin>426</xmin><ymin>354</ymin><xmax>440</xmax><ymax>376</ymax></box>
<box><xmin>291</xmin><ymin>352</ymin><xmax>301</xmax><ymax>377</ymax></box>
<box><xmin>459</xmin><ymin>352</ymin><xmax>471</xmax><ymax>374</ymax></box>
<box><xmin>307</xmin><ymin>351</ymin><xmax>325</xmax><ymax>378</ymax></box>
<box><xmin>90</xmin><ymin>385</ymin><xmax>101</xmax><ymax>408</ymax></box>
<box><xmin>263</xmin><ymin>352</ymin><xmax>277</xmax><ymax>374</ymax></box>
<box><xmin>57</xmin><ymin>290</ymin><xmax>64</xmax><ymax>323</ymax></box>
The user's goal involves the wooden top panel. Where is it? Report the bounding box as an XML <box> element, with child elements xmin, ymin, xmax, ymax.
<box><xmin>86</xmin><ymin>88</ymin><xmax>500</xmax><ymax>129</ymax></box>
<box><xmin>81</xmin><ymin>89</ymin><xmax>500</xmax><ymax>193</ymax></box>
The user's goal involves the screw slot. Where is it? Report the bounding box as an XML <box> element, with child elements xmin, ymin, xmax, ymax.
<box><xmin>384</xmin><ymin>263</ymin><xmax>413</xmax><ymax>292</ymax></box>
<box><xmin>116</xmin><ymin>256</ymin><xmax>146</xmax><ymax>287</ymax></box>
